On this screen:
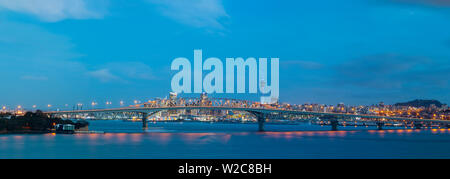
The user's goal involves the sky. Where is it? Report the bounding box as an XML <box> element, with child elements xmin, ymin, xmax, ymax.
<box><xmin>0</xmin><ymin>0</ymin><xmax>449</xmax><ymax>110</ymax></box>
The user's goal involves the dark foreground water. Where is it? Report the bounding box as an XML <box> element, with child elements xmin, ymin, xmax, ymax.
<box><xmin>1</xmin><ymin>120</ymin><xmax>450</xmax><ymax>159</ymax></box>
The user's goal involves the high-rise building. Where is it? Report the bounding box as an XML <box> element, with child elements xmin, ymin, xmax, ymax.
<box><xmin>168</xmin><ymin>92</ymin><xmax>179</xmax><ymax>116</ymax></box>
<box><xmin>200</xmin><ymin>92</ymin><xmax>208</xmax><ymax>101</ymax></box>
<box><xmin>170</xmin><ymin>92</ymin><xmax>177</xmax><ymax>100</ymax></box>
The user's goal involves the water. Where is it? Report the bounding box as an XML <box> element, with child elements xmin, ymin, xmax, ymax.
<box><xmin>1</xmin><ymin>120</ymin><xmax>450</xmax><ymax>159</ymax></box>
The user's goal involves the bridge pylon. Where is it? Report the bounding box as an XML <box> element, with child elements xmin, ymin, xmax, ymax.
<box><xmin>414</xmin><ymin>123</ymin><xmax>423</xmax><ymax>129</ymax></box>
<box><xmin>250</xmin><ymin>111</ymin><xmax>267</xmax><ymax>132</ymax></box>
<box><xmin>258</xmin><ymin>117</ymin><xmax>265</xmax><ymax>132</ymax></box>
<box><xmin>376</xmin><ymin>122</ymin><xmax>384</xmax><ymax>130</ymax></box>
<box><xmin>142</xmin><ymin>112</ymin><xmax>149</xmax><ymax>129</ymax></box>
<box><xmin>142</xmin><ymin>111</ymin><xmax>160</xmax><ymax>131</ymax></box>
<box><xmin>330</xmin><ymin>120</ymin><xmax>339</xmax><ymax>131</ymax></box>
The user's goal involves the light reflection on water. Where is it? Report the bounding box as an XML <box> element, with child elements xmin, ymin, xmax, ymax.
<box><xmin>1</xmin><ymin>121</ymin><xmax>450</xmax><ymax>159</ymax></box>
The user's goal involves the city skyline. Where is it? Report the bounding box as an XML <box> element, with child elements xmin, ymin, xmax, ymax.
<box><xmin>1</xmin><ymin>0</ymin><xmax>449</xmax><ymax>107</ymax></box>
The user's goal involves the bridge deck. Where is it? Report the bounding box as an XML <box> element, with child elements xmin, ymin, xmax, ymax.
<box><xmin>44</xmin><ymin>106</ymin><xmax>450</xmax><ymax>124</ymax></box>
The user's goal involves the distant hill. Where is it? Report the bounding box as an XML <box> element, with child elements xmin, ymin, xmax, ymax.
<box><xmin>394</xmin><ymin>99</ymin><xmax>444</xmax><ymax>108</ymax></box>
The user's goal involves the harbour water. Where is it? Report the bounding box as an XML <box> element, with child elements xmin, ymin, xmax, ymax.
<box><xmin>1</xmin><ymin>120</ymin><xmax>450</xmax><ymax>159</ymax></box>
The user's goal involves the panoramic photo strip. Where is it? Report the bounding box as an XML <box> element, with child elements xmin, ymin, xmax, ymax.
<box><xmin>1</xmin><ymin>0</ymin><xmax>450</xmax><ymax>176</ymax></box>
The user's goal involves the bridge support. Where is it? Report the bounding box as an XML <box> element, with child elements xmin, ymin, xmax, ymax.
<box><xmin>258</xmin><ymin>117</ymin><xmax>265</xmax><ymax>132</ymax></box>
<box><xmin>414</xmin><ymin>123</ymin><xmax>423</xmax><ymax>129</ymax></box>
<box><xmin>377</xmin><ymin>122</ymin><xmax>384</xmax><ymax>130</ymax></box>
<box><xmin>330</xmin><ymin>120</ymin><xmax>339</xmax><ymax>131</ymax></box>
<box><xmin>251</xmin><ymin>112</ymin><xmax>267</xmax><ymax>132</ymax></box>
<box><xmin>142</xmin><ymin>112</ymin><xmax>149</xmax><ymax>129</ymax></box>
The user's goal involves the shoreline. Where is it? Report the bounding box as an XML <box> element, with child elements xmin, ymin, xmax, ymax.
<box><xmin>1</xmin><ymin>128</ymin><xmax>444</xmax><ymax>135</ymax></box>
<box><xmin>0</xmin><ymin>130</ymin><xmax>51</xmax><ymax>135</ymax></box>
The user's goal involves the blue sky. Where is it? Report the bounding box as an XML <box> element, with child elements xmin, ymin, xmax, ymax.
<box><xmin>0</xmin><ymin>0</ymin><xmax>449</xmax><ymax>110</ymax></box>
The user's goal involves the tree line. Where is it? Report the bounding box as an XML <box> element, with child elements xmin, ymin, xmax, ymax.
<box><xmin>0</xmin><ymin>110</ymin><xmax>88</xmax><ymax>133</ymax></box>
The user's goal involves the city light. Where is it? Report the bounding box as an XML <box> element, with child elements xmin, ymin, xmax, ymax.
<box><xmin>1</xmin><ymin>94</ymin><xmax>449</xmax><ymax>125</ymax></box>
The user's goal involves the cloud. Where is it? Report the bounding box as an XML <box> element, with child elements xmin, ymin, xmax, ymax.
<box><xmin>0</xmin><ymin>21</ymin><xmax>82</xmax><ymax>63</ymax></box>
<box><xmin>87</xmin><ymin>62</ymin><xmax>157</xmax><ymax>83</ymax></box>
<box><xmin>106</xmin><ymin>62</ymin><xmax>157</xmax><ymax>80</ymax></box>
<box><xmin>0</xmin><ymin>20</ymin><xmax>91</xmax><ymax>105</ymax></box>
<box><xmin>148</xmin><ymin>0</ymin><xmax>229</xmax><ymax>29</ymax></box>
<box><xmin>333</xmin><ymin>54</ymin><xmax>449</xmax><ymax>89</ymax></box>
<box><xmin>87</xmin><ymin>69</ymin><xmax>120</xmax><ymax>82</ymax></box>
<box><xmin>0</xmin><ymin>0</ymin><xmax>107</xmax><ymax>22</ymax></box>
<box><xmin>0</xmin><ymin>20</ymin><xmax>84</xmax><ymax>72</ymax></box>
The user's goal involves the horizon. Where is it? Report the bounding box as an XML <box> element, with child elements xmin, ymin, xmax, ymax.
<box><xmin>2</xmin><ymin>96</ymin><xmax>447</xmax><ymax>111</ymax></box>
<box><xmin>1</xmin><ymin>0</ymin><xmax>449</xmax><ymax>108</ymax></box>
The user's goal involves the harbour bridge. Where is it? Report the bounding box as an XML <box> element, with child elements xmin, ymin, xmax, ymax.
<box><xmin>44</xmin><ymin>97</ymin><xmax>450</xmax><ymax>131</ymax></box>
